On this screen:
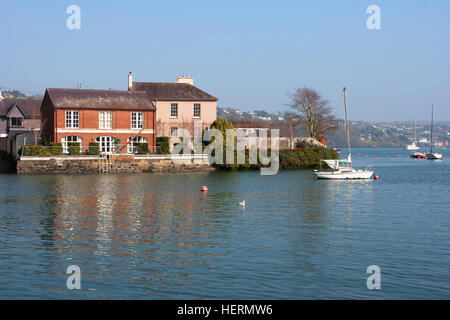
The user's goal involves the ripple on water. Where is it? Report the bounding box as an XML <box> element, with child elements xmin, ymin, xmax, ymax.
<box><xmin>0</xmin><ymin>149</ymin><xmax>449</xmax><ymax>299</ymax></box>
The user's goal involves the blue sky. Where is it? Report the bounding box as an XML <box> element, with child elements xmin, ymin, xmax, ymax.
<box><xmin>1</xmin><ymin>0</ymin><xmax>449</xmax><ymax>121</ymax></box>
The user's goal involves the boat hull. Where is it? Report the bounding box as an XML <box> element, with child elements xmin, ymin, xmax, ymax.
<box><xmin>426</xmin><ymin>153</ymin><xmax>443</xmax><ymax>160</ymax></box>
<box><xmin>410</xmin><ymin>153</ymin><xmax>426</xmax><ymax>159</ymax></box>
<box><xmin>314</xmin><ymin>169</ymin><xmax>374</xmax><ymax>179</ymax></box>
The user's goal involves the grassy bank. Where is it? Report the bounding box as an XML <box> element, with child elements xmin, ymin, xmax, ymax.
<box><xmin>213</xmin><ymin>147</ymin><xmax>339</xmax><ymax>171</ymax></box>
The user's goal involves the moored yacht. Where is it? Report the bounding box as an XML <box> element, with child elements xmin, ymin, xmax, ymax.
<box><xmin>406</xmin><ymin>115</ymin><xmax>420</xmax><ymax>151</ymax></box>
<box><xmin>410</xmin><ymin>152</ymin><xmax>426</xmax><ymax>159</ymax></box>
<box><xmin>426</xmin><ymin>152</ymin><xmax>443</xmax><ymax>160</ymax></box>
<box><xmin>314</xmin><ymin>87</ymin><xmax>374</xmax><ymax>180</ymax></box>
<box><xmin>426</xmin><ymin>105</ymin><xmax>443</xmax><ymax>161</ymax></box>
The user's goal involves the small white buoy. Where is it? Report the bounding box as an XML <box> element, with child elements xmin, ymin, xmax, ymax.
<box><xmin>238</xmin><ymin>201</ymin><xmax>246</xmax><ymax>206</ymax></box>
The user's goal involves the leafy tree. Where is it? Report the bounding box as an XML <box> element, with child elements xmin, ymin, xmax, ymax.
<box><xmin>209</xmin><ymin>118</ymin><xmax>234</xmax><ymax>144</ymax></box>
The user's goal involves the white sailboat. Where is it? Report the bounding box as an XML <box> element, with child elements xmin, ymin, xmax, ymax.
<box><xmin>405</xmin><ymin>115</ymin><xmax>420</xmax><ymax>150</ymax></box>
<box><xmin>426</xmin><ymin>105</ymin><xmax>443</xmax><ymax>160</ymax></box>
<box><xmin>314</xmin><ymin>87</ymin><xmax>374</xmax><ymax>179</ymax></box>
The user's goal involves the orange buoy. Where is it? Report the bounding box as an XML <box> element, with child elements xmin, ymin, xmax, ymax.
<box><xmin>374</xmin><ymin>175</ymin><xmax>379</xmax><ymax>180</ymax></box>
<box><xmin>201</xmin><ymin>186</ymin><xmax>208</xmax><ymax>192</ymax></box>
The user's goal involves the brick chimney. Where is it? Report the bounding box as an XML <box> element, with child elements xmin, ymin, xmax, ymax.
<box><xmin>128</xmin><ymin>72</ymin><xmax>133</xmax><ymax>91</ymax></box>
<box><xmin>176</xmin><ymin>75</ymin><xmax>194</xmax><ymax>86</ymax></box>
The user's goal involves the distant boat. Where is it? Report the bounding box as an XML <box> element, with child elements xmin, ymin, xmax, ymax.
<box><xmin>405</xmin><ymin>142</ymin><xmax>420</xmax><ymax>151</ymax></box>
<box><xmin>426</xmin><ymin>105</ymin><xmax>443</xmax><ymax>160</ymax></box>
<box><xmin>405</xmin><ymin>115</ymin><xmax>420</xmax><ymax>151</ymax></box>
<box><xmin>314</xmin><ymin>88</ymin><xmax>374</xmax><ymax>179</ymax></box>
<box><xmin>410</xmin><ymin>152</ymin><xmax>426</xmax><ymax>159</ymax></box>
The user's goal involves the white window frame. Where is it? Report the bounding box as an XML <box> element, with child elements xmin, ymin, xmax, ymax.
<box><xmin>62</xmin><ymin>136</ymin><xmax>83</xmax><ymax>154</ymax></box>
<box><xmin>127</xmin><ymin>136</ymin><xmax>148</xmax><ymax>154</ymax></box>
<box><xmin>65</xmin><ymin>111</ymin><xmax>79</xmax><ymax>129</ymax></box>
<box><xmin>131</xmin><ymin>112</ymin><xmax>144</xmax><ymax>129</ymax></box>
<box><xmin>99</xmin><ymin>111</ymin><xmax>113</xmax><ymax>129</ymax></box>
<box><xmin>193</xmin><ymin>104</ymin><xmax>201</xmax><ymax>118</ymax></box>
<box><xmin>96</xmin><ymin>136</ymin><xmax>115</xmax><ymax>154</ymax></box>
<box><xmin>170</xmin><ymin>103</ymin><xmax>178</xmax><ymax>118</ymax></box>
<box><xmin>170</xmin><ymin>127</ymin><xmax>178</xmax><ymax>137</ymax></box>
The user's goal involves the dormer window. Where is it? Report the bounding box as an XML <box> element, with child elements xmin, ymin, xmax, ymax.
<box><xmin>10</xmin><ymin>117</ymin><xmax>23</xmax><ymax>128</ymax></box>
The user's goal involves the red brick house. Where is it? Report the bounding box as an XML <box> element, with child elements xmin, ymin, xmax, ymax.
<box><xmin>40</xmin><ymin>88</ymin><xmax>156</xmax><ymax>154</ymax></box>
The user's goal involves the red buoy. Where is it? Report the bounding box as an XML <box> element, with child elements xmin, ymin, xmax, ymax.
<box><xmin>374</xmin><ymin>175</ymin><xmax>379</xmax><ymax>180</ymax></box>
<box><xmin>201</xmin><ymin>186</ymin><xmax>208</xmax><ymax>192</ymax></box>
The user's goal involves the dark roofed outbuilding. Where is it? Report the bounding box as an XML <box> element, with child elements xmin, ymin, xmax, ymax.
<box><xmin>132</xmin><ymin>82</ymin><xmax>218</xmax><ymax>102</ymax></box>
<box><xmin>0</xmin><ymin>98</ymin><xmax>42</xmax><ymax>118</ymax></box>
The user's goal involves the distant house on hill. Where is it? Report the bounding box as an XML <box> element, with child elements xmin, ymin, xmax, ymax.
<box><xmin>0</xmin><ymin>96</ymin><xmax>42</xmax><ymax>158</ymax></box>
<box><xmin>40</xmin><ymin>88</ymin><xmax>156</xmax><ymax>154</ymax></box>
<box><xmin>128</xmin><ymin>73</ymin><xmax>218</xmax><ymax>148</ymax></box>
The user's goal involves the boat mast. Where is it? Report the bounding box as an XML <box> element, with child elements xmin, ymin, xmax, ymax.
<box><xmin>343</xmin><ymin>87</ymin><xmax>351</xmax><ymax>163</ymax></box>
<box><xmin>430</xmin><ymin>104</ymin><xmax>434</xmax><ymax>153</ymax></box>
<box><xmin>414</xmin><ymin>114</ymin><xmax>417</xmax><ymax>143</ymax></box>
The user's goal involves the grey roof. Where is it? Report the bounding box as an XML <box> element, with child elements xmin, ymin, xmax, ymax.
<box><xmin>133</xmin><ymin>82</ymin><xmax>218</xmax><ymax>102</ymax></box>
<box><xmin>45</xmin><ymin>88</ymin><xmax>156</xmax><ymax>111</ymax></box>
<box><xmin>0</xmin><ymin>98</ymin><xmax>42</xmax><ymax>118</ymax></box>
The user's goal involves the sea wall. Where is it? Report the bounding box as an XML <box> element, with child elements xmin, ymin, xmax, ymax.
<box><xmin>16</xmin><ymin>154</ymin><xmax>214</xmax><ymax>174</ymax></box>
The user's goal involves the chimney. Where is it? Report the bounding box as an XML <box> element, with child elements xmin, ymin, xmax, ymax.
<box><xmin>128</xmin><ymin>72</ymin><xmax>133</xmax><ymax>91</ymax></box>
<box><xmin>176</xmin><ymin>75</ymin><xmax>194</xmax><ymax>86</ymax></box>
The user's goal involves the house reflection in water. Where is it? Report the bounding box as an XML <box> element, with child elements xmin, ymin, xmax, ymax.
<box><xmin>48</xmin><ymin>173</ymin><xmax>216</xmax><ymax>288</ymax></box>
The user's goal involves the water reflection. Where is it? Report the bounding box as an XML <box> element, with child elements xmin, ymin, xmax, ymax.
<box><xmin>1</xmin><ymin>152</ymin><xmax>449</xmax><ymax>299</ymax></box>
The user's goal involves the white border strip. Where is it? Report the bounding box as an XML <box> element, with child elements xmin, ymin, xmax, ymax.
<box><xmin>57</xmin><ymin>129</ymin><xmax>154</xmax><ymax>134</ymax></box>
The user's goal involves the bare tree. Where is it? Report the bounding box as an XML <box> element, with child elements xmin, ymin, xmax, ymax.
<box><xmin>157</xmin><ymin>118</ymin><xmax>168</xmax><ymax>137</ymax></box>
<box><xmin>289</xmin><ymin>87</ymin><xmax>336</xmax><ymax>140</ymax></box>
<box><xmin>282</xmin><ymin>111</ymin><xmax>301</xmax><ymax>149</ymax></box>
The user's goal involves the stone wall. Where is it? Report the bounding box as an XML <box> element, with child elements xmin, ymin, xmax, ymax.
<box><xmin>16</xmin><ymin>155</ymin><xmax>214</xmax><ymax>174</ymax></box>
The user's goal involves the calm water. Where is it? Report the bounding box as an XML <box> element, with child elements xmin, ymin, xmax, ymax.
<box><xmin>0</xmin><ymin>148</ymin><xmax>449</xmax><ymax>299</ymax></box>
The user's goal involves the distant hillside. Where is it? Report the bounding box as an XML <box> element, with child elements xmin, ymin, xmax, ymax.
<box><xmin>218</xmin><ymin>107</ymin><xmax>450</xmax><ymax>148</ymax></box>
<box><xmin>218</xmin><ymin>107</ymin><xmax>283</xmax><ymax>122</ymax></box>
<box><xmin>0</xmin><ymin>89</ymin><xmax>43</xmax><ymax>100</ymax></box>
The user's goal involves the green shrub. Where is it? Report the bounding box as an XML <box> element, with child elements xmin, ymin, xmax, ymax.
<box><xmin>156</xmin><ymin>137</ymin><xmax>170</xmax><ymax>154</ymax></box>
<box><xmin>88</xmin><ymin>142</ymin><xmax>100</xmax><ymax>155</ymax></box>
<box><xmin>294</xmin><ymin>140</ymin><xmax>310</xmax><ymax>149</ymax></box>
<box><xmin>20</xmin><ymin>144</ymin><xmax>63</xmax><ymax>156</ymax></box>
<box><xmin>279</xmin><ymin>147</ymin><xmax>338</xmax><ymax>169</ymax></box>
<box><xmin>48</xmin><ymin>143</ymin><xmax>63</xmax><ymax>156</ymax></box>
<box><xmin>21</xmin><ymin>145</ymin><xmax>40</xmax><ymax>156</ymax></box>
<box><xmin>135</xmin><ymin>142</ymin><xmax>149</xmax><ymax>154</ymax></box>
<box><xmin>212</xmin><ymin>146</ymin><xmax>339</xmax><ymax>171</ymax></box>
<box><xmin>68</xmin><ymin>142</ymin><xmax>81</xmax><ymax>155</ymax></box>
